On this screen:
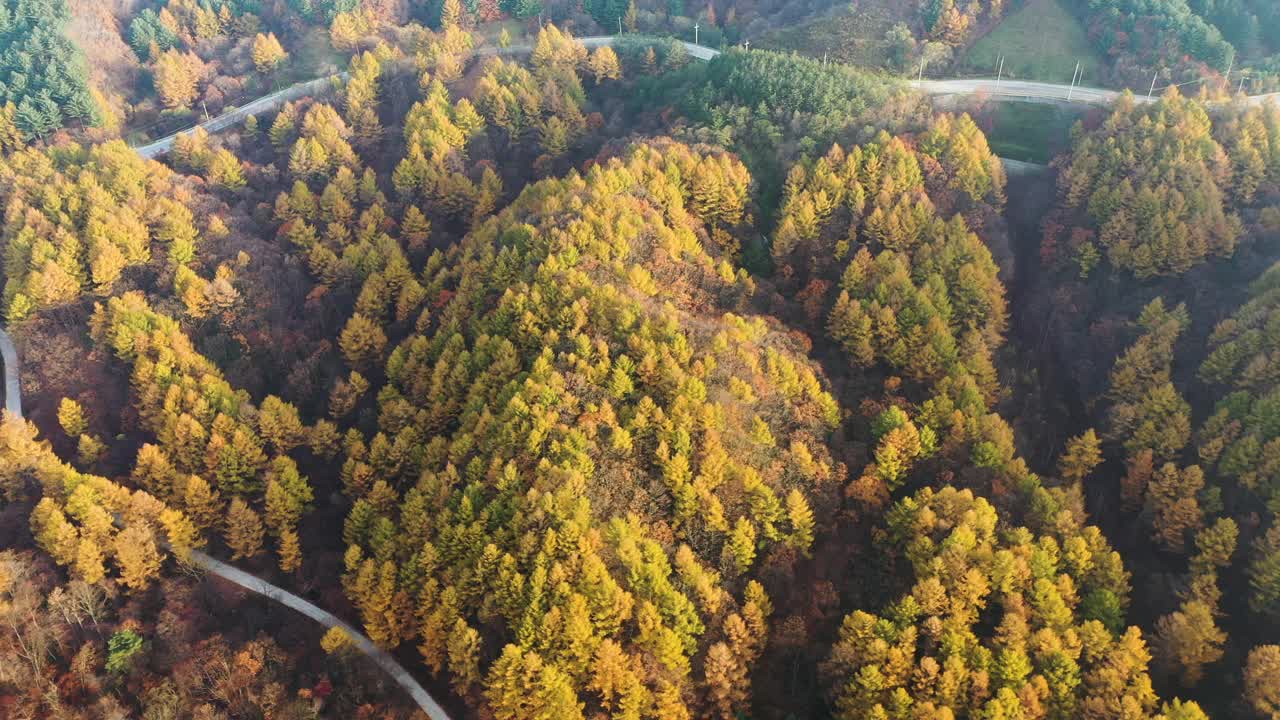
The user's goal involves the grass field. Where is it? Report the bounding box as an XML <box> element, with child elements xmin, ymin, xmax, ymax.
<box><xmin>962</xmin><ymin>0</ymin><xmax>1104</xmax><ymax>85</ymax></box>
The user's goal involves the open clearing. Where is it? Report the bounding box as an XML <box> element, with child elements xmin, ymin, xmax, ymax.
<box><xmin>962</xmin><ymin>0</ymin><xmax>1104</xmax><ymax>85</ymax></box>
<box><xmin>757</xmin><ymin>2</ymin><xmax>909</xmax><ymax>70</ymax></box>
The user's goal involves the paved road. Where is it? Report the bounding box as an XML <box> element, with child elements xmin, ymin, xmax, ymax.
<box><xmin>134</xmin><ymin>73</ymin><xmax>348</xmax><ymax>159</ymax></box>
<box><xmin>188</xmin><ymin>549</ymin><xmax>452</xmax><ymax>720</ymax></box>
<box><xmin>131</xmin><ymin>36</ymin><xmax>718</xmax><ymax>158</ymax></box>
<box><xmin>573</xmin><ymin>35</ymin><xmax>719</xmax><ymax>60</ymax></box>
<box><xmin>0</xmin><ymin>326</ymin><xmax>448</xmax><ymax>718</ymax></box>
<box><xmin>488</xmin><ymin>35</ymin><xmax>717</xmax><ymax>60</ymax></box>
<box><xmin>1000</xmin><ymin>157</ymin><xmax>1048</xmax><ymax>175</ymax></box>
<box><xmin>0</xmin><ymin>327</ymin><xmax>19</xmax><ymax>418</ymax></box>
<box><xmin>911</xmin><ymin>77</ymin><xmax>1280</xmax><ymax>107</ymax></box>
<box><xmin>130</xmin><ymin>35</ymin><xmax>1278</xmax><ymax>160</ymax></box>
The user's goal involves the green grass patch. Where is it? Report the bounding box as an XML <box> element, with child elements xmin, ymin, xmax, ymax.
<box><xmin>962</xmin><ymin>0</ymin><xmax>1105</xmax><ymax>84</ymax></box>
<box><xmin>981</xmin><ymin>101</ymin><xmax>1083</xmax><ymax>164</ymax></box>
<box><xmin>757</xmin><ymin>3</ymin><xmax>911</xmax><ymax>70</ymax></box>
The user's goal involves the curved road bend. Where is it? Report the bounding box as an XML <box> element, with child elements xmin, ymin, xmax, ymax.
<box><xmin>187</xmin><ymin>549</ymin><xmax>452</xmax><ymax>720</ymax></box>
<box><xmin>0</xmin><ymin>329</ymin><xmax>449</xmax><ymax>719</ymax></box>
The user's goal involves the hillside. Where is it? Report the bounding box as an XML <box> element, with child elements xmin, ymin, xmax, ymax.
<box><xmin>3</xmin><ymin>6</ymin><xmax>1280</xmax><ymax>720</ymax></box>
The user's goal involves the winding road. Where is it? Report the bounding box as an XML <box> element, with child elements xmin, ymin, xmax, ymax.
<box><xmin>187</xmin><ymin>549</ymin><xmax>452</xmax><ymax>720</ymax></box>
<box><xmin>131</xmin><ymin>35</ymin><xmax>1279</xmax><ymax>160</ymax></box>
<box><xmin>0</xmin><ymin>330</ymin><xmax>449</xmax><ymax>718</ymax></box>
<box><xmin>135</xmin><ymin>73</ymin><xmax>349</xmax><ymax>160</ymax></box>
<box><xmin>133</xmin><ymin>36</ymin><xmax>714</xmax><ymax>159</ymax></box>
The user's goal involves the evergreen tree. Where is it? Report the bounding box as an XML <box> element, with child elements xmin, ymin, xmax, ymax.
<box><xmin>278</xmin><ymin>528</ymin><xmax>303</xmax><ymax>573</ymax></box>
<box><xmin>439</xmin><ymin>0</ymin><xmax>463</xmax><ymax>28</ymax></box>
<box><xmin>1246</xmin><ymin>645</ymin><xmax>1280</xmax><ymax>718</ymax></box>
<box><xmin>340</xmin><ymin>313</ymin><xmax>388</xmax><ymax>370</ymax></box>
<box><xmin>153</xmin><ymin>49</ymin><xmax>202</xmax><ymax>110</ymax></box>
<box><xmin>114</xmin><ymin>524</ymin><xmax>163</xmax><ymax>593</ymax></box>
<box><xmin>251</xmin><ymin>32</ymin><xmax>289</xmax><ymax>74</ymax></box>
<box><xmin>1153</xmin><ymin>600</ymin><xmax>1225</xmax><ymax>686</ymax></box>
<box><xmin>1059</xmin><ymin>429</ymin><xmax>1103</xmax><ymax>483</ymax></box>
<box><xmin>0</xmin><ymin>0</ymin><xmax>99</xmax><ymax>136</ymax></box>
<box><xmin>57</xmin><ymin>398</ymin><xmax>87</xmax><ymax>438</ymax></box>
<box><xmin>588</xmin><ymin>46</ymin><xmax>622</xmax><ymax>84</ymax></box>
<box><xmin>225</xmin><ymin>497</ymin><xmax>265</xmax><ymax>561</ymax></box>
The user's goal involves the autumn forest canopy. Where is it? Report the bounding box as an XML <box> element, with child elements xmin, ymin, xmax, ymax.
<box><xmin>5</xmin><ymin>2</ymin><xmax>1280</xmax><ymax>720</ymax></box>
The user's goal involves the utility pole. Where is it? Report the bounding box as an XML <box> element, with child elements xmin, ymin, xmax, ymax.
<box><xmin>1067</xmin><ymin>60</ymin><xmax>1080</xmax><ymax>101</ymax></box>
<box><xmin>618</xmin><ymin>16</ymin><xmax>623</xmax><ymax>34</ymax></box>
<box><xmin>1239</xmin><ymin>73</ymin><xmax>1247</xmax><ymax>95</ymax></box>
<box><xmin>744</xmin><ymin>39</ymin><xmax>750</xmax><ymax>51</ymax></box>
<box><xmin>1148</xmin><ymin>70</ymin><xmax>1158</xmax><ymax>99</ymax></box>
<box><xmin>694</xmin><ymin>21</ymin><xmax>699</xmax><ymax>45</ymax></box>
<box><xmin>1225</xmin><ymin>54</ymin><xmax>1234</xmax><ymax>85</ymax></box>
<box><xmin>822</xmin><ymin>52</ymin><xmax>828</xmax><ymax>68</ymax></box>
<box><xmin>918</xmin><ymin>55</ymin><xmax>926</xmax><ymax>82</ymax></box>
<box><xmin>202</xmin><ymin>100</ymin><xmax>210</xmax><ymax>123</ymax></box>
<box><xmin>995</xmin><ymin>55</ymin><xmax>1005</xmax><ymax>91</ymax></box>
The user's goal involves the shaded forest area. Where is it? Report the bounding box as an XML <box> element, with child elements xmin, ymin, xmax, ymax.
<box><xmin>4</xmin><ymin>7</ymin><xmax>1280</xmax><ymax>720</ymax></box>
<box><xmin>1014</xmin><ymin>87</ymin><xmax>1280</xmax><ymax>718</ymax></box>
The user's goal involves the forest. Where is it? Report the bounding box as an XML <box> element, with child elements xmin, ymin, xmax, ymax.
<box><xmin>3</xmin><ymin>1</ymin><xmax>1280</xmax><ymax>719</ymax></box>
<box><xmin>1052</xmin><ymin>0</ymin><xmax>1280</xmax><ymax>90</ymax></box>
<box><xmin>0</xmin><ymin>0</ymin><xmax>99</xmax><ymax>137</ymax></box>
